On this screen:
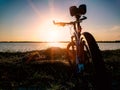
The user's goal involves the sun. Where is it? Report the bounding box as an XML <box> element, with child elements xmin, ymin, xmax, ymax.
<box><xmin>47</xmin><ymin>30</ymin><xmax>60</xmax><ymax>42</ymax></box>
<box><xmin>37</xmin><ymin>18</ymin><xmax>63</xmax><ymax>42</ymax></box>
<box><xmin>36</xmin><ymin>14</ymin><xmax>70</xmax><ymax>42</ymax></box>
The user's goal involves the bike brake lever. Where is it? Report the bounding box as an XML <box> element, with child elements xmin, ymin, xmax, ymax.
<box><xmin>80</xmin><ymin>16</ymin><xmax>87</xmax><ymax>21</ymax></box>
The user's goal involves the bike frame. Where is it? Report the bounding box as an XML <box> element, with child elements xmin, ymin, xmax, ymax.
<box><xmin>69</xmin><ymin>15</ymin><xmax>87</xmax><ymax>74</ymax></box>
<box><xmin>73</xmin><ymin>15</ymin><xmax>83</xmax><ymax>65</ymax></box>
<box><xmin>53</xmin><ymin>15</ymin><xmax>87</xmax><ymax>69</ymax></box>
<box><xmin>69</xmin><ymin>15</ymin><xmax>87</xmax><ymax>65</ymax></box>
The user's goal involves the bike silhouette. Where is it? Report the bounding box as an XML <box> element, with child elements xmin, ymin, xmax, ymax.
<box><xmin>53</xmin><ymin>4</ymin><xmax>111</xmax><ymax>90</ymax></box>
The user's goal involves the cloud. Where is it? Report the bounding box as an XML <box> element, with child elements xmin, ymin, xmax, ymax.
<box><xmin>111</xmin><ymin>25</ymin><xmax>120</xmax><ymax>31</ymax></box>
<box><xmin>110</xmin><ymin>25</ymin><xmax>120</xmax><ymax>40</ymax></box>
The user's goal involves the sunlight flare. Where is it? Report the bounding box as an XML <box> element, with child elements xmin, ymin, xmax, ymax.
<box><xmin>36</xmin><ymin>14</ymin><xmax>70</xmax><ymax>42</ymax></box>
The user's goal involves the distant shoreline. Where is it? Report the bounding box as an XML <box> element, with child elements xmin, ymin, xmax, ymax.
<box><xmin>0</xmin><ymin>41</ymin><xmax>69</xmax><ymax>43</ymax></box>
<box><xmin>97</xmin><ymin>41</ymin><xmax>120</xmax><ymax>43</ymax></box>
<box><xmin>0</xmin><ymin>41</ymin><xmax>120</xmax><ymax>43</ymax></box>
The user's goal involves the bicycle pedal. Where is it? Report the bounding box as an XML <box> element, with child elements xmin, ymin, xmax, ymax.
<box><xmin>77</xmin><ymin>64</ymin><xmax>84</xmax><ymax>73</ymax></box>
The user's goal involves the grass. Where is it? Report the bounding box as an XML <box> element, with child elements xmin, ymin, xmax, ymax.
<box><xmin>0</xmin><ymin>48</ymin><xmax>120</xmax><ymax>89</ymax></box>
<box><xmin>102</xmin><ymin>49</ymin><xmax>120</xmax><ymax>90</ymax></box>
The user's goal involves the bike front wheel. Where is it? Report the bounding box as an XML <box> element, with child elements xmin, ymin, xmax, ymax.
<box><xmin>80</xmin><ymin>32</ymin><xmax>111</xmax><ymax>90</ymax></box>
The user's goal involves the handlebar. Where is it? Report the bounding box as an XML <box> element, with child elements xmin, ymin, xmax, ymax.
<box><xmin>53</xmin><ymin>21</ymin><xmax>74</xmax><ymax>26</ymax></box>
<box><xmin>53</xmin><ymin>16</ymin><xmax>87</xmax><ymax>26</ymax></box>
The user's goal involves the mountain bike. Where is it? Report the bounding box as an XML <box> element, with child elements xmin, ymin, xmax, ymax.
<box><xmin>53</xmin><ymin>4</ymin><xmax>111</xmax><ymax>90</ymax></box>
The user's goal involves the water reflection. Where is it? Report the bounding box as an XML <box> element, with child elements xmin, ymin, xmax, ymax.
<box><xmin>47</xmin><ymin>42</ymin><xmax>67</xmax><ymax>48</ymax></box>
<box><xmin>0</xmin><ymin>42</ymin><xmax>120</xmax><ymax>52</ymax></box>
<box><xmin>98</xmin><ymin>43</ymin><xmax>120</xmax><ymax>50</ymax></box>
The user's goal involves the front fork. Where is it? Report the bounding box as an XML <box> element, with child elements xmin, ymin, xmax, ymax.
<box><xmin>76</xmin><ymin>35</ymin><xmax>85</xmax><ymax>73</ymax></box>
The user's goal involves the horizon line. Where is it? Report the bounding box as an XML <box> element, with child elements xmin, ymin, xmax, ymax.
<box><xmin>0</xmin><ymin>40</ymin><xmax>120</xmax><ymax>43</ymax></box>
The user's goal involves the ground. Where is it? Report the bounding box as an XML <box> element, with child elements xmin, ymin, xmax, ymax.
<box><xmin>0</xmin><ymin>48</ymin><xmax>120</xmax><ymax>89</ymax></box>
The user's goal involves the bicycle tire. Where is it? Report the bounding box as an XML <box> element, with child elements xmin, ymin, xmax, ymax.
<box><xmin>80</xmin><ymin>32</ymin><xmax>111</xmax><ymax>90</ymax></box>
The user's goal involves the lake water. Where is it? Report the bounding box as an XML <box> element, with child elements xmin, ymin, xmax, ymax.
<box><xmin>0</xmin><ymin>42</ymin><xmax>120</xmax><ymax>52</ymax></box>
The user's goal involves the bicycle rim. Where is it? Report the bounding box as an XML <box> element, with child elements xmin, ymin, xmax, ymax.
<box><xmin>80</xmin><ymin>32</ymin><xmax>111</xmax><ymax>90</ymax></box>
